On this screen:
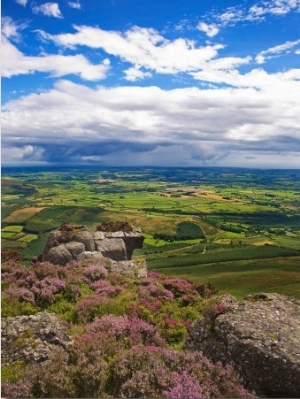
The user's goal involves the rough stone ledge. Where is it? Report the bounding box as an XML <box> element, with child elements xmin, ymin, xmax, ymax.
<box><xmin>1</xmin><ymin>312</ymin><xmax>72</xmax><ymax>365</ymax></box>
<box><xmin>185</xmin><ymin>293</ymin><xmax>300</xmax><ymax>398</ymax></box>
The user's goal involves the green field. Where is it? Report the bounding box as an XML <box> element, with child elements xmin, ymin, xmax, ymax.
<box><xmin>2</xmin><ymin>166</ymin><xmax>300</xmax><ymax>299</ymax></box>
<box><xmin>150</xmin><ymin>257</ymin><xmax>300</xmax><ymax>300</ymax></box>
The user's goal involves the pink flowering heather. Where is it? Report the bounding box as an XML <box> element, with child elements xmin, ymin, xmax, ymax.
<box><xmin>162</xmin><ymin>277</ymin><xmax>194</xmax><ymax>297</ymax></box>
<box><xmin>82</xmin><ymin>264</ymin><xmax>108</xmax><ymax>284</ymax></box>
<box><xmin>2</xmin><ymin>264</ymin><xmax>35</xmax><ymax>288</ymax></box>
<box><xmin>4</xmin><ymin>285</ymin><xmax>35</xmax><ymax>304</ymax></box>
<box><xmin>1</xmin><ymin>379</ymin><xmax>32</xmax><ymax>398</ymax></box>
<box><xmin>85</xmin><ymin>315</ymin><xmax>128</xmax><ymax>337</ymax></box>
<box><xmin>139</xmin><ymin>297</ymin><xmax>164</xmax><ymax>312</ymax></box>
<box><xmin>91</xmin><ymin>279</ymin><xmax>123</xmax><ymax>297</ymax></box>
<box><xmin>147</xmin><ymin>271</ymin><xmax>162</xmax><ymax>279</ymax></box>
<box><xmin>1</xmin><ymin>256</ymin><xmax>255</xmax><ymax>399</ymax></box>
<box><xmin>31</xmin><ymin>277</ymin><xmax>66</xmax><ymax>306</ymax></box>
<box><xmin>161</xmin><ymin>288</ymin><xmax>175</xmax><ymax>301</ymax></box>
<box><xmin>32</xmin><ymin>262</ymin><xmax>60</xmax><ymax>279</ymax></box>
<box><xmin>138</xmin><ymin>279</ymin><xmax>175</xmax><ymax>302</ymax></box>
<box><xmin>126</xmin><ymin>316</ymin><xmax>166</xmax><ymax>346</ymax></box>
<box><xmin>74</xmin><ymin>294</ymin><xmax>106</xmax><ymax>323</ymax></box>
<box><xmin>107</xmin><ymin>344</ymin><xmax>255</xmax><ymax>398</ymax></box>
<box><xmin>85</xmin><ymin>315</ymin><xmax>166</xmax><ymax>347</ymax></box>
<box><xmin>164</xmin><ymin>371</ymin><xmax>204</xmax><ymax>398</ymax></box>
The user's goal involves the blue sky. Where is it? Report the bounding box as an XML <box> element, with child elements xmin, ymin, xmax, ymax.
<box><xmin>2</xmin><ymin>0</ymin><xmax>300</xmax><ymax>168</ymax></box>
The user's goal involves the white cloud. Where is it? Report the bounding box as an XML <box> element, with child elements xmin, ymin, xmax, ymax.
<box><xmin>124</xmin><ymin>66</ymin><xmax>152</xmax><ymax>81</ymax></box>
<box><xmin>1</xmin><ymin>16</ymin><xmax>26</xmax><ymax>40</ymax></box>
<box><xmin>249</xmin><ymin>0</ymin><xmax>300</xmax><ymax>18</ymax></box>
<box><xmin>1</xmin><ymin>37</ymin><xmax>110</xmax><ymax>80</ymax></box>
<box><xmin>256</xmin><ymin>39</ymin><xmax>300</xmax><ymax>63</ymax></box>
<box><xmin>15</xmin><ymin>0</ymin><xmax>27</xmax><ymax>6</ymax></box>
<box><xmin>197</xmin><ymin>22</ymin><xmax>219</xmax><ymax>37</ymax></box>
<box><xmin>191</xmin><ymin>65</ymin><xmax>300</xmax><ymax>95</ymax></box>
<box><xmin>68</xmin><ymin>1</ymin><xmax>81</xmax><ymax>9</ymax></box>
<box><xmin>2</xmin><ymin>71</ymin><xmax>299</xmax><ymax>167</ymax></box>
<box><xmin>218</xmin><ymin>7</ymin><xmax>245</xmax><ymax>25</ymax></box>
<box><xmin>39</xmin><ymin>25</ymin><xmax>224</xmax><ymax>77</ymax></box>
<box><xmin>215</xmin><ymin>0</ymin><xmax>300</xmax><ymax>27</ymax></box>
<box><xmin>32</xmin><ymin>2</ymin><xmax>63</xmax><ymax>18</ymax></box>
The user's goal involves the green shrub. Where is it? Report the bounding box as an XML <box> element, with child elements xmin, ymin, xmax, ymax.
<box><xmin>1</xmin><ymin>361</ymin><xmax>26</xmax><ymax>383</ymax></box>
<box><xmin>1</xmin><ymin>297</ymin><xmax>40</xmax><ymax>317</ymax></box>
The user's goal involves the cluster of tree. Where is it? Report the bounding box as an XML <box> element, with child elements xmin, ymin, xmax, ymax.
<box><xmin>154</xmin><ymin>222</ymin><xmax>205</xmax><ymax>241</ymax></box>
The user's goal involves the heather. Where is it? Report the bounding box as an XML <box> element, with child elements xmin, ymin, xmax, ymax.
<box><xmin>1</xmin><ymin>257</ymin><xmax>255</xmax><ymax>398</ymax></box>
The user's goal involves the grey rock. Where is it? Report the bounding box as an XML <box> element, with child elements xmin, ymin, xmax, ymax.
<box><xmin>185</xmin><ymin>293</ymin><xmax>300</xmax><ymax>398</ymax></box>
<box><xmin>109</xmin><ymin>260</ymin><xmax>148</xmax><ymax>278</ymax></box>
<box><xmin>40</xmin><ymin>224</ymin><xmax>144</xmax><ymax>265</ymax></box>
<box><xmin>93</xmin><ymin>231</ymin><xmax>106</xmax><ymax>240</ymax></box>
<box><xmin>77</xmin><ymin>251</ymin><xmax>107</xmax><ymax>263</ymax></box>
<box><xmin>96</xmin><ymin>238</ymin><xmax>127</xmax><ymax>261</ymax></box>
<box><xmin>44</xmin><ymin>245</ymin><xmax>72</xmax><ymax>266</ymax></box>
<box><xmin>1</xmin><ymin>312</ymin><xmax>72</xmax><ymax>365</ymax></box>
<box><xmin>105</xmin><ymin>231</ymin><xmax>125</xmax><ymax>238</ymax></box>
<box><xmin>65</xmin><ymin>241</ymin><xmax>86</xmax><ymax>258</ymax></box>
<box><xmin>74</xmin><ymin>230</ymin><xmax>95</xmax><ymax>251</ymax></box>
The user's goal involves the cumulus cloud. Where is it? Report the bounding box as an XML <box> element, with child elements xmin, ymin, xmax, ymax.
<box><xmin>38</xmin><ymin>25</ymin><xmax>224</xmax><ymax>77</ymax></box>
<box><xmin>197</xmin><ymin>22</ymin><xmax>219</xmax><ymax>37</ymax></box>
<box><xmin>32</xmin><ymin>2</ymin><xmax>63</xmax><ymax>18</ymax></box>
<box><xmin>2</xmin><ymin>74</ymin><xmax>300</xmax><ymax>166</ymax></box>
<box><xmin>1</xmin><ymin>37</ymin><xmax>110</xmax><ymax>80</ymax></box>
<box><xmin>2</xmin><ymin>4</ymin><xmax>299</xmax><ymax>168</ymax></box>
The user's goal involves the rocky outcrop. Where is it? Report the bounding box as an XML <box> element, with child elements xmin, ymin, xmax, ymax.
<box><xmin>1</xmin><ymin>312</ymin><xmax>71</xmax><ymax>365</ymax></box>
<box><xmin>39</xmin><ymin>223</ymin><xmax>144</xmax><ymax>266</ymax></box>
<box><xmin>185</xmin><ymin>293</ymin><xmax>300</xmax><ymax>398</ymax></box>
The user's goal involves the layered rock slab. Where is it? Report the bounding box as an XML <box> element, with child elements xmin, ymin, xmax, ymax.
<box><xmin>39</xmin><ymin>224</ymin><xmax>144</xmax><ymax>266</ymax></box>
<box><xmin>185</xmin><ymin>293</ymin><xmax>300</xmax><ymax>398</ymax></box>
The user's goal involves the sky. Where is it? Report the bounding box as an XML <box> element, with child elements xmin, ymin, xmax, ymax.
<box><xmin>1</xmin><ymin>0</ymin><xmax>300</xmax><ymax>168</ymax></box>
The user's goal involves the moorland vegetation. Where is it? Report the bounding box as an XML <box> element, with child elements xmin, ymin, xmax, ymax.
<box><xmin>2</xmin><ymin>253</ymin><xmax>254</xmax><ymax>398</ymax></box>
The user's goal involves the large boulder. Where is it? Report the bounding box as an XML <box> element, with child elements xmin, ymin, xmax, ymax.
<box><xmin>45</xmin><ymin>244</ymin><xmax>73</xmax><ymax>266</ymax></box>
<box><xmin>39</xmin><ymin>223</ymin><xmax>144</xmax><ymax>266</ymax></box>
<box><xmin>185</xmin><ymin>293</ymin><xmax>300</xmax><ymax>398</ymax></box>
<box><xmin>65</xmin><ymin>241</ymin><xmax>86</xmax><ymax>258</ymax></box>
<box><xmin>1</xmin><ymin>312</ymin><xmax>71</xmax><ymax>365</ymax></box>
<box><xmin>74</xmin><ymin>230</ymin><xmax>95</xmax><ymax>251</ymax></box>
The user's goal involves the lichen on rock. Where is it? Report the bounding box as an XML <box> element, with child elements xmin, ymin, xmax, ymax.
<box><xmin>1</xmin><ymin>312</ymin><xmax>72</xmax><ymax>365</ymax></box>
